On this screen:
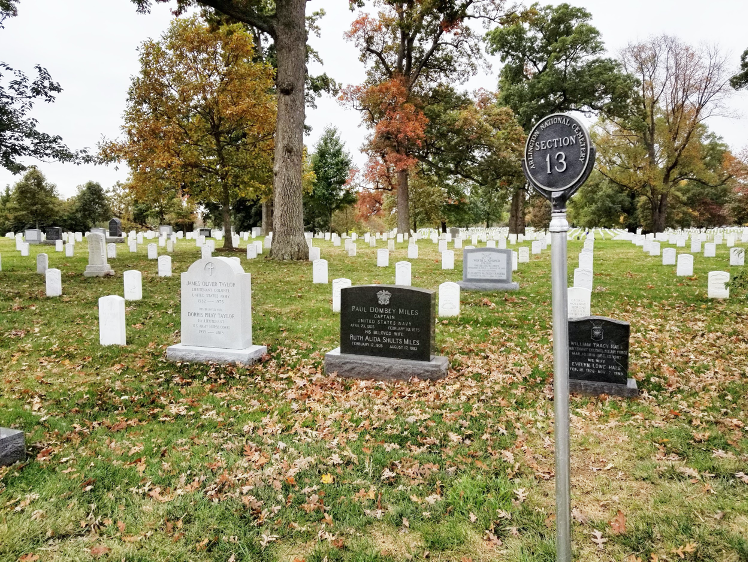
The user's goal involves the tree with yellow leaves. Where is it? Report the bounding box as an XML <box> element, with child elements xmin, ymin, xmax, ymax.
<box><xmin>101</xmin><ymin>16</ymin><xmax>275</xmax><ymax>249</ymax></box>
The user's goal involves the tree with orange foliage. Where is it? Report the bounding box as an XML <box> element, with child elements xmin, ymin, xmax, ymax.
<box><xmin>342</xmin><ymin>0</ymin><xmax>513</xmax><ymax>234</ymax></box>
<box><xmin>101</xmin><ymin>17</ymin><xmax>275</xmax><ymax>250</ymax></box>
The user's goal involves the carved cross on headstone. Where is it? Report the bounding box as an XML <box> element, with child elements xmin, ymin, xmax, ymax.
<box><xmin>204</xmin><ymin>262</ymin><xmax>215</xmax><ymax>276</ymax></box>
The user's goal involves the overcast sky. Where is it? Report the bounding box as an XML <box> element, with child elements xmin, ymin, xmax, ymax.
<box><xmin>1</xmin><ymin>0</ymin><xmax>747</xmax><ymax>199</ymax></box>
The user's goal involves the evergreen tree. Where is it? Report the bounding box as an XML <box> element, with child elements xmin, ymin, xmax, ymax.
<box><xmin>305</xmin><ymin>127</ymin><xmax>354</xmax><ymax>233</ymax></box>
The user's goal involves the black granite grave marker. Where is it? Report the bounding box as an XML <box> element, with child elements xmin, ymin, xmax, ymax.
<box><xmin>45</xmin><ymin>227</ymin><xmax>62</xmax><ymax>241</ymax></box>
<box><xmin>199</xmin><ymin>228</ymin><xmax>212</xmax><ymax>238</ymax></box>
<box><xmin>340</xmin><ymin>285</ymin><xmax>435</xmax><ymax>362</ymax></box>
<box><xmin>109</xmin><ymin>218</ymin><xmax>122</xmax><ymax>237</ymax></box>
<box><xmin>568</xmin><ymin>316</ymin><xmax>637</xmax><ymax>397</ymax></box>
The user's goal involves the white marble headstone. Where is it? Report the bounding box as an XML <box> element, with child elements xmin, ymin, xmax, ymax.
<box><xmin>332</xmin><ymin>278</ymin><xmax>352</xmax><ymax>313</ymax></box>
<box><xmin>158</xmin><ymin>255</ymin><xmax>172</xmax><ymax>277</ymax></box>
<box><xmin>313</xmin><ymin>259</ymin><xmax>328</xmax><ymax>284</ymax></box>
<box><xmin>442</xmin><ymin>250</ymin><xmax>455</xmax><ymax>270</ymax></box>
<box><xmin>45</xmin><ymin>268</ymin><xmax>61</xmax><ymax>297</ymax></box>
<box><xmin>703</xmin><ymin>243</ymin><xmax>716</xmax><ymax>257</ymax></box>
<box><xmin>518</xmin><ymin>247</ymin><xmax>529</xmax><ymax>263</ymax></box>
<box><xmin>662</xmin><ymin>248</ymin><xmax>676</xmax><ymax>265</ymax></box>
<box><xmin>438</xmin><ymin>281</ymin><xmax>460</xmax><ymax>317</ymax></box>
<box><xmin>55</xmin><ymin>240</ymin><xmax>63</xmax><ymax>252</ymax></box>
<box><xmin>407</xmin><ymin>244</ymin><xmax>418</xmax><ymax>259</ymax></box>
<box><xmin>99</xmin><ymin>295</ymin><xmax>126</xmax><ymax>346</ymax></box>
<box><xmin>147</xmin><ymin>243</ymin><xmax>158</xmax><ymax>259</ymax></box>
<box><xmin>201</xmin><ymin>245</ymin><xmax>212</xmax><ymax>260</ymax></box>
<box><xmin>395</xmin><ymin>261</ymin><xmax>412</xmax><ymax>286</ymax></box>
<box><xmin>377</xmin><ymin>249</ymin><xmax>389</xmax><ymax>267</ymax></box>
<box><xmin>707</xmin><ymin>271</ymin><xmax>729</xmax><ymax>299</ymax></box>
<box><xmin>568</xmin><ymin>287</ymin><xmax>591</xmax><ymax>319</ymax></box>
<box><xmin>309</xmin><ymin>247</ymin><xmax>320</xmax><ymax>262</ymax></box>
<box><xmin>247</xmin><ymin>244</ymin><xmax>257</xmax><ymax>259</ymax></box>
<box><xmin>65</xmin><ymin>242</ymin><xmax>74</xmax><ymax>257</ymax></box>
<box><xmin>531</xmin><ymin>241</ymin><xmax>541</xmax><ymax>254</ymax></box>
<box><xmin>579</xmin><ymin>252</ymin><xmax>593</xmax><ymax>272</ymax></box>
<box><xmin>124</xmin><ymin>270</ymin><xmax>143</xmax><ymax>300</ymax></box>
<box><xmin>573</xmin><ymin>268</ymin><xmax>593</xmax><ymax>291</ymax></box>
<box><xmin>178</xmin><ymin>258</ymin><xmax>254</xmax><ymax>349</ymax></box>
<box><xmin>347</xmin><ymin>244</ymin><xmax>357</xmax><ymax>257</ymax></box>
<box><xmin>36</xmin><ymin>253</ymin><xmax>48</xmax><ymax>274</ymax></box>
<box><xmin>649</xmin><ymin>242</ymin><xmax>660</xmax><ymax>256</ymax></box>
<box><xmin>730</xmin><ymin>247</ymin><xmax>745</xmax><ymax>266</ymax></box>
<box><xmin>676</xmin><ymin>254</ymin><xmax>694</xmax><ymax>277</ymax></box>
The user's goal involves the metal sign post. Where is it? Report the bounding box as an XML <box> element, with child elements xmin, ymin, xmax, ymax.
<box><xmin>521</xmin><ymin>113</ymin><xmax>595</xmax><ymax>562</ymax></box>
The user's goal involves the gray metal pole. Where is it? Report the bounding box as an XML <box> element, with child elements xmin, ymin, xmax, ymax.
<box><xmin>550</xmin><ymin>208</ymin><xmax>571</xmax><ymax>562</ymax></box>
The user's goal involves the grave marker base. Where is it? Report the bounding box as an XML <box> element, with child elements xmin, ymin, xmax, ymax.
<box><xmin>457</xmin><ymin>281</ymin><xmax>519</xmax><ymax>291</ymax></box>
<box><xmin>106</xmin><ymin>236</ymin><xmax>126</xmax><ymax>244</ymax></box>
<box><xmin>84</xmin><ymin>265</ymin><xmax>115</xmax><ymax>277</ymax></box>
<box><xmin>324</xmin><ymin>347</ymin><xmax>448</xmax><ymax>381</ymax></box>
<box><xmin>568</xmin><ymin>377</ymin><xmax>639</xmax><ymax>398</ymax></box>
<box><xmin>166</xmin><ymin>343</ymin><xmax>267</xmax><ymax>366</ymax></box>
<box><xmin>0</xmin><ymin>428</ymin><xmax>26</xmax><ymax>466</ymax></box>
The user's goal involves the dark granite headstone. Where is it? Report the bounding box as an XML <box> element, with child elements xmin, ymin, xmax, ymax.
<box><xmin>458</xmin><ymin>248</ymin><xmax>518</xmax><ymax>291</ymax></box>
<box><xmin>109</xmin><ymin>218</ymin><xmax>122</xmax><ymax>237</ymax></box>
<box><xmin>199</xmin><ymin>228</ymin><xmax>212</xmax><ymax>238</ymax></box>
<box><xmin>568</xmin><ymin>316</ymin><xmax>637</xmax><ymax>397</ymax></box>
<box><xmin>340</xmin><ymin>285</ymin><xmax>434</xmax><ymax>361</ymax></box>
<box><xmin>0</xmin><ymin>428</ymin><xmax>25</xmax><ymax>466</ymax></box>
<box><xmin>326</xmin><ymin>285</ymin><xmax>447</xmax><ymax>380</ymax></box>
<box><xmin>46</xmin><ymin>227</ymin><xmax>62</xmax><ymax>241</ymax></box>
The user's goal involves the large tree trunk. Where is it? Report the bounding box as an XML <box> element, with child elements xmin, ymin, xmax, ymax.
<box><xmin>221</xmin><ymin>183</ymin><xmax>233</xmax><ymax>250</ymax></box>
<box><xmin>397</xmin><ymin>168</ymin><xmax>410</xmax><ymax>234</ymax></box>
<box><xmin>651</xmin><ymin>192</ymin><xmax>668</xmax><ymax>233</ymax></box>
<box><xmin>269</xmin><ymin>0</ymin><xmax>308</xmax><ymax>260</ymax></box>
<box><xmin>508</xmin><ymin>186</ymin><xmax>526</xmax><ymax>235</ymax></box>
<box><xmin>261</xmin><ymin>199</ymin><xmax>271</xmax><ymax>235</ymax></box>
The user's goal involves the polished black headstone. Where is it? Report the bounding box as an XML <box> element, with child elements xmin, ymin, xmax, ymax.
<box><xmin>568</xmin><ymin>316</ymin><xmax>629</xmax><ymax>385</ymax></box>
<box><xmin>340</xmin><ymin>285</ymin><xmax>435</xmax><ymax>362</ymax></box>
<box><xmin>45</xmin><ymin>227</ymin><xmax>62</xmax><ymax>241</ymax></box>
<box><xmin>199</xmin><ymin>228</ymin><xmax>212</xmax><ymax>238</ymax></box>
<box><xmin>109</xmin><ymin>218</ymin><xmax>122</xmax><ymax>237</ymax></box>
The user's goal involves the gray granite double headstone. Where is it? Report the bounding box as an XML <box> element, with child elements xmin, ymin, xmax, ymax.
<box><xmin>457</xmin><ymin>248</ymin><xmax>518</xmax><ymax>291</ymax></box>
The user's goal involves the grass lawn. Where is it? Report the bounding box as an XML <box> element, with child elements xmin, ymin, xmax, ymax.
<box><xmin>1</xmin><ymin>233</ymin><xmax>747</xmax><ymax>562</ymax></box>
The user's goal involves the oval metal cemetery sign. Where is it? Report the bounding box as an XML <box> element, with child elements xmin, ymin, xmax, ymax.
<box><xmin>524</xmin><ymin>113</ymin><xmax>592</xmax><ymax>192</ymax></box>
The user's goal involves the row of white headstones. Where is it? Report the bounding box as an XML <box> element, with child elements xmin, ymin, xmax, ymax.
<box><xmin>566</xmin><ymin>229</ymin><xmax>741</xmax><ymax>317</ymax></box>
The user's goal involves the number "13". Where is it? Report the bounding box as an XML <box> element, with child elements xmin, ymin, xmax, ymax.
<box><xmin>545</xmin><ymin>152</ymin><xmax>567</xmax><ymax>174</ymax></box>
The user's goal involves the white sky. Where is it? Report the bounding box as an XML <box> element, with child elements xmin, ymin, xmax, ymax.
<box><xmin>1</xmin><ymin>0</ymin><xmax>747</xmax><ymax>199</ymax></box>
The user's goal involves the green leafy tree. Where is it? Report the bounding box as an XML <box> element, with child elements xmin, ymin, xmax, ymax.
<box><xmin>596</xmin><ymin>36</ymin><xmax>733</xmax><ymax>232</ymax></box>
<box><xmin>69</xmin><ymin>181</ymin><xmax>111</xmax><ymax>231</ymax></box>
<box><xmin>486</xmin><ymin>2</ymin><xmax>636</xmax><ymax>234</ymax></box>
<box><xmin>567</xmin><ymin>171</ymin><xmax>639</xmax><ymax>229</ymax></box>
<box><xmin>305</xmin><ymin>126</ymin><xmax>355</xmax><ymax>233</ymax></box>
<box><xmin>731</xmin><ymin>48</ymin><xmax>748</xmax><ymax>90</ymax></box>
<box><xmin>8</xmin><ymin>167</ymin><xmax>60</xmax><ymax>230</ymax></box>
<box><xmin>133</xmin><ymin>0</ymin><xmax>322</xmax><ymax>260</ymax></box>
<box><xmin>0</xmin><ymin>2</ymin><xmax>86</xmax><ymax>174</ymax></box>
<box><xmin>101</xmin><ymin>17</ymin><xmax>276</xmax><ymax>250</ymax></box>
